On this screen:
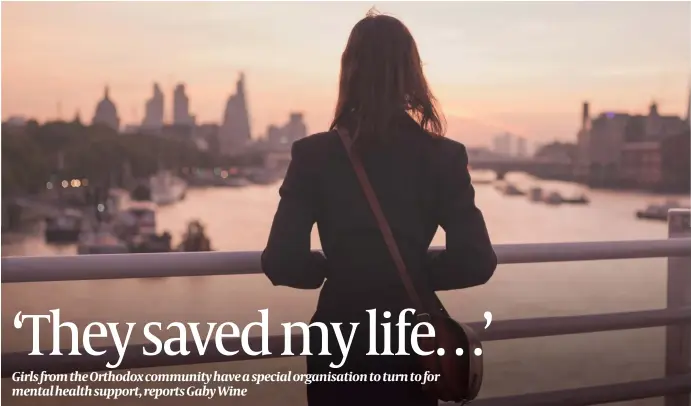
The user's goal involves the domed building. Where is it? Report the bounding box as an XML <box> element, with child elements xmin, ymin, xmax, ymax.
<box><xmin>92</xmin><ymin>86</ymin><xmax>120</xmax><ymax>131</ymax></box>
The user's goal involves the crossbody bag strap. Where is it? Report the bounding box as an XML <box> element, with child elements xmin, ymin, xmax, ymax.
<box><xmin>336</xmin><ymin>127</ymin><xmax>431</xmax><ymax>317</ymax></box>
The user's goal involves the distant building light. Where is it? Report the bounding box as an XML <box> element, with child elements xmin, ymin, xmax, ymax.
<box><xmin>97</xmin><ymin>204</ymin><xmax>105</xmax><ymax>212</ymax></box>
<box><xmin>61</xmin><ymin>180</ymin><xmax>69</xmax><ymax>188</ymax></box>
<box><xmin>221</xmin><ymin>170</ymin><xmax>229</xmax><ymax>179</ymax></box>
<box><xmin>46</xmin><ymin>182</ymin><xmax>53</xmax><ymax>190</ymax></box>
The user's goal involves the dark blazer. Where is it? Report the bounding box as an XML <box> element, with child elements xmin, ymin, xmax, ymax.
<box><xmin>261</xmin><ymin>116</ymin><xmax>497</xmax><ymax>406</ymax></box>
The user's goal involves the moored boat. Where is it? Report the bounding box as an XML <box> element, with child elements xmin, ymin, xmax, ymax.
<box><xmin>44</xmin><ymin>209</ymin><xmax>83</xmax><ymax>243</ymax></box>
<box><xmin>528</xmin><ymin>187</ymin><xmax>543</xmax><ymax>202</ymax></box>
<box><xmin>77</xmin><ymin>225</ymin><xmax>128</xmax><ymax>255</ymax></box>
<box><xmin>471</xmin><ymin>178</ymin><xmax>493</xmax><ymax>185</ymax></box>
<box><xmin>636</xmin><ymin>200</ymin><xmax>689</xmax><ymax>221</ymax></box>
<box><xmin>113</xmin><ymin>201</ymin><xmax>158</xmax><ymax>241</ymax></box>
<box><xmin>106</xmin><ymin>188</ymin><xmax>131</xmax><ymax>214</ymax></box>
<box><xmin>543</xmin><ymin>191</ymin><xmax>563</xmax><ymax>205</ymax></box>
<box><xmin>562</xmin><ymin>193</ymin><xmax>590</xmax><ymax>205</ymax></box>
<box><xmin>129</xmin><ymin>231</ymin><xmax>173</xmax><ymax>253</ymax></box>
<box><xmin>225</xmin><ymin>176</ymin><xmax>251</xmax><ymax>187</ymax></box>
<box><xmin>150</xmin><ymin>171</ymin><xmax>187</xmax><ymax>205</ymax></box>
<box><xmin>500</xmin><ymin>183</ymin><xmax>525</xmax><ymax>196</ymax></box>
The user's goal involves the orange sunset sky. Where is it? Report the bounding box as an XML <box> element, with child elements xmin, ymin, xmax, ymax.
<box><xmin>2</xmin><ymin>1</ymin><xmax>690</xmax><ymax>147</ymax></box>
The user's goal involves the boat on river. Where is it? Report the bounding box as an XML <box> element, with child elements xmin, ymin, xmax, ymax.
<box><xmin>113</xmin><ymin>201</ymin><xmax>158</xmax><ymax>241</ymax></box>
<box><xmin>106</xmin><ymin>188</ymin><xmax>131</xmax><ymax>215</ymax></box>
<box><xmin>223</xmin><ymin>175</ymin><xmax>251</xmax><ymax>188</ymax></box>
<box><xmin>528</xmin><ymin>187</ymin><xmax>543</xmax><ymax>202</ymax></box>
<box><xmin>562</xmin><ymin>193</ymin><xmax>590</xmax><ymax>205</ymax></box>
<box><xmin>150</xmin><ymin>171</ymin><xmax>187</xmax><ymax>205</ymax></box>
<box><xmin>110</xmin><ymin>201</ymin><xmax>176</xmax><ymax>253</ymax></box>
<box><xmin>636</xmin><ymin>200</ymin><xmax>689</xmax><ymax>221</ymax></box>
<box><xmin>129</xmin><ymin>231</ymin><xmax>172</xmax><ymax>253</ymax></box>
<box><xmin>77</xmin><ymin>224</ymin><xmax>128</xmax><ymax>255</ymax></box>
<box><xmin>44</xmin><ymin>209</ymin><xmax>83</xmax><ymax>243</ymax></box>
<box><xmin>543</xmin><ymin>191</ymin><xmax>563</xmax><ymax>205</ymax></box>
<box><xmin>498</xmin><ymin>183</ymin><xmax>525</xmax><ymax>196</ymax></box>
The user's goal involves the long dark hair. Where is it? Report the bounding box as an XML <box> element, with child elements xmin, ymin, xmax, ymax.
<box><xmin>330</xmin><ymin>10</ymin><xmax>446</xmax><ymax>149</ymax></box>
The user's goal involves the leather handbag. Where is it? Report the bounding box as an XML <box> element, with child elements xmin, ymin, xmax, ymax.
<box><xmin>336</xmin><ymin>127</ymin><xmax>484</xmax><ymax>403</ymax></box>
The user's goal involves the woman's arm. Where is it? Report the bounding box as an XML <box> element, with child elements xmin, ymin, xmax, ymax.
<box><xmin>427</xmin><ymin>143</ymin><xmax>497</xmax><ymax>291</ymax></box>
<box><xmin>261</xmin><ymin>140</ymin><xmax>327</xmax><ymax>289</ymax></box>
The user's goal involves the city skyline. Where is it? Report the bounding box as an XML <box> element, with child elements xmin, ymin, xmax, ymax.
<box><xmin>2</xmin><ymin>2</ymin><xmax>689</xmax><ymax>145</ymax></box>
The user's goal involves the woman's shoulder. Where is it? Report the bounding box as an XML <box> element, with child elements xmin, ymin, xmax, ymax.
<box><xmin>414</xmin><ymin>132</ymin><xmax>468</xmax><ymax>165</ymax></box>
<box><xmin>434</xmin><ymin>136</ymin><xmax>467</xmax><ymax>156</ymax></box>
<box><xmin>288</xmin><ymin>131</ymin><xmax>339</xmax><ymax>169</ymax></box>
<box><xmin>293</xmin><ymin>130</ymin><xmax>338</xmax><ymax>151</ymax></box>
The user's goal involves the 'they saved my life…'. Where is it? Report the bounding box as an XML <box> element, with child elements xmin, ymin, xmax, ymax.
<box><xmin>14</xmin><ymin>308</ymin><xmax>440</xmax><ymax>370</ymax></box>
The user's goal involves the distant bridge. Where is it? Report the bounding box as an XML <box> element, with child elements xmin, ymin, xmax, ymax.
<box><xmin>263</xmin><ymin>149</ymin><xmax>573</xmax><ymax>180</ymax></box>
<box><xmin>466</xmin><ymin>151</ymin><xmax>573</xmax><ymax>180</ymax></box>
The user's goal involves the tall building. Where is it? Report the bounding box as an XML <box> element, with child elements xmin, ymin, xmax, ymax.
<box><xmin>575</xmin><ymin>100</ymin><xmax>687</xmax><ymax>187</ymax></box>
<box><xmin>620</xmin><ymin>130</ymin><xmax>690</xmax><ymax>192</ymax></box>
<box><xmin>173</xmin><ymin>83</ymin><xmax>195</xmax><ymax>126</ymax></box>
<box><xmin>267</xmin><ymin>113</ymin><xmax>308</xmax><ymax>151</ymax></box>
<box><xmin>515</xmin><ymin>136</ymin><xmax>527</xmax><ymax>157</ymax></box>
<box><xmin>574</xmin><ymin>101</ymin><xmax>592</xmax><ymax>179</ymax></box>
<box><xmin>219</xmin><ymin>73</ymin><xmax>252</xmax><ymax>155</ymax></box>
<box><xmin>195</xmin><ymin>123</ymin><xmax>220</xmax><ymax>152</ymax></box>
<box><xmin>92</xmin><ymin>86</ymin><xmax>120</xmax><ymax>131</ymax></box>
<box><xmin>492</xmin><ymin>133</ymin><xmax>513</xmax><ymax>156</ymax></box>
<box><xmin>141</xmin><ymin>83</ymin><xmax>164</xmax><ymax>131</ymax></box>
<box><xmin>644</xmin><ymin>101</ymin><xmax>687</xmax><ymax>138</ymax></box>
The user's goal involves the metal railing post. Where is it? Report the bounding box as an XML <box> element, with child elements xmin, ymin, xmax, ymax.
<box><xmin>665</xmin><ymin>208</ymin><xmax>691</xmax><ymax>406</ymax></box>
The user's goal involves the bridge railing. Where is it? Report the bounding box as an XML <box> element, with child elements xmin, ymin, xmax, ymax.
<box><xmin>2</xmin><ymin>209</ymin><xmax>690</xmax><ymax>406</ymax></box>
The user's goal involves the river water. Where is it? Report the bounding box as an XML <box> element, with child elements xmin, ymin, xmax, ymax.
<box><xmin>2</xmin><ymin>173</ymin><xmax>689</xmax><ymax>405</ymax></box>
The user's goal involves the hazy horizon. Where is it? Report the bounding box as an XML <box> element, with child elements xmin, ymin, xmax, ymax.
<box><xmin>2</xmin><ymin>1</ymin><xmax>690</xmax><ymax>147</ymax></box>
